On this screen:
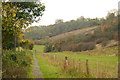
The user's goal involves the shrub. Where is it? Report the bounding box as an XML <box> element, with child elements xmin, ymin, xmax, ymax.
<box><xmin>95</xmin><ymin>38</ymin><xmax>104</xmax><ymax>44</ymax></box>
<box><xmin>60</xmin><ymin>42</ymin><xmax>95</xmax><ymax>52</ymax></box>
<box><xmin>44</xmin><ymin>43</ymin><xmax>53</xmax><ymax>52</ymax></box>
<box><xmin>2</xmin><ymin>50</ymin><xmax>33</xmax><ymax>78</ymax></box>
<box><xmin>101</xmin><ymin>41</ymin><xmax>108</xmax><ymax>47</ymax></box>
<box><xmin>20</xmin><ymin>39</ymin><xmax>34</xmax><ymax>50</ymax></box>
<box><xmin>71</xmin><ymin>42</ymin><xmax>95</xmax><ymax>52</ymax></box>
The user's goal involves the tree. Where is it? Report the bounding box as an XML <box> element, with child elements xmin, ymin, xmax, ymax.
<box><xmin>2</xmin><ymin>1</ymin><xmax>45</xmax><ymax>50</ymax></box>
<box><xmin>55</xmin><ymin>19</ymin><xmax>63</xmax><ymax>24</ymax></box>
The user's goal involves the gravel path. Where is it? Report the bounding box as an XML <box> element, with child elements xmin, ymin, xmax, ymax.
<box><xmin>33</xmin><ymin>54</ymin><xmax>42</xmax><ymax>78</ymax></box>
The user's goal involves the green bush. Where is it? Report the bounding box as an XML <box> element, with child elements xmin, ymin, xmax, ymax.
<box><xmin>2</xmin><ymin>50</ymin><xmax>33</xmax><ymax>78</ymax></box>
<box><xmin>20</xmin><ymin>39</ymin><xmax>34</xmax><ymax>50</ymax></box>
<box><xmin>44</xmin><ymin>43</ymin><xmax>53</xmax><ymax>52</ymax></box>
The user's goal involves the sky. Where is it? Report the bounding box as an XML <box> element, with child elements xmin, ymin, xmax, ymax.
<box><xmin>31</xmin><ymin>0</ymin><xmax>119</xmax><ymax>26</ymax></box>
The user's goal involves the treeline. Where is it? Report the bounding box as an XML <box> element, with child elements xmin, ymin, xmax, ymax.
<box><xmin>24</xmin><ymin>16</ymin><xmax>102</xmax><ymax>40</ymax></box>
<box><xmin>44</xmin><ymin>10</ymin><xmax>119</xmax><ymax>52</ymax></box>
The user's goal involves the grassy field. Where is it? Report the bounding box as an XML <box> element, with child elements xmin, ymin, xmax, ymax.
<box><xmin>35</xmin><ymin>53</ymin><xmax>71</xmax><ymax>78</ymax></box>
<box><xmin>34</xmin><ymin>45</ymin><xmax>118</xmax><ymax>78</ymax></box>
<box><xmin>33</xmin><ymin>45</ymin><xmax>45</xmax><ymax>53</ymax></box>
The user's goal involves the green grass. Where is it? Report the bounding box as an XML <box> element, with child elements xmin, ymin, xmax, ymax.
<box><xmin>35</xmin><ymin>53</ymin><xmax>70</xmax><ymax>78</ymax></box>
<box><xmin>34</xmin><ymin>45</ymin><xmax>118</xmax><ymax>78</ymax></box>
<box><xmin>44</xmin><ymin>47</ymin><xmax>118</xmax><ymax>70</ymax></box>
<box><xmin>33</xmin><ymin>45</ymin><xmax>45</xmax><ymax>53</ymax></box>
<box><xmin>48</xmin><ymin>52</ymin><xmax>118</xmax><ymax>64</ymax></box>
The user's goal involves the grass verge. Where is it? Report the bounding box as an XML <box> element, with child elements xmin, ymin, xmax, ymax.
<box><xmin>35</xmin><ymin>53</ymin><xmax>70</xmax><ymax>78</ymax></box>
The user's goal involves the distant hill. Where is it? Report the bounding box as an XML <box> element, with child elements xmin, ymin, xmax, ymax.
<box><xmin>43</xmin><ymin>23</ymin><xmax>118</xmax><ymax>52</ymax></box>
<box><xmin>24</xmin><ymin>17</ymin><xmax>101</xmax><ymax>40</ymax></box>
<box><xmin>25</xmin><ymin>11</ymin><xmax>118</xmax><ymax>52</ymax></box>
<box><xmin>49</xmin><ymin>26</ymin><xmax>98</xmax><ymax>41</ymax></box>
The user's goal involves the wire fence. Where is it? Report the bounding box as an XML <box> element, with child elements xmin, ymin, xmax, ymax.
<box><xmin>40</xmin><ymin>53</ymin><xmax>118</xmax><ymax>78</ymax></box>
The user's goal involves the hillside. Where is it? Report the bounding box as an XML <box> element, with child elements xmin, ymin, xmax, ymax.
<box><xmin>24</xmin><ymin>17</ymin><xmax>101</xmax><ymax>40</ymax></box>
<box><xmin>44</xmin><ymin>24</ymin><xmax>118</xmax><ymax>52</ymax></box>
<box><xmin>25</xmin><ymin>11</ymin><xmax>118</xmax><ymax>53</ymax></box>
<box><xmin>49</xmin><ymin>26</ymin><xmax>98</xmax><ymax>40</ymax></box>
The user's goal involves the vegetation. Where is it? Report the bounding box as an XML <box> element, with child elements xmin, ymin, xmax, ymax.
<box><xmin>34</xmin><ymin>45</ymin><xmax>118</xmax><ymax>78</ymax></box>
<box><xmin>33</xmin><ymin>45</ymin><xmax>45</xmax><ymax>53</ymax></box>
<box><xmin>20</xmin><ymin>39</ymin><xmax>34</xmax><ymax>50</ymax></box>
<box><xmin>24</xmin><ymin>9</ymin><xmax>119</xmax><ymax>78</ymax></box>
<box><xmin>35</xmin><ymin>53</ymin><xmax>70</xmax><ymax>78</ymax></box>
<box><xmin>43</xmin><ymin>10</ymin><xmax>118</xmax><ymax>52</ymax></box>
<box><xmin>2</xmin><ymin>1</ymin><xmax>45</xmax><ymax>50</ymax></box>
<box><xmin>2</xmin><ymin>1</ymin><xmax>45</xmax><ymax>78</ymax></box>
<box><xmin>2</xmin><ymin>50</ymin><xmax>33</xmax><ymax>78</ymax></box>
<box><xmin>24</xmin><ymin>17</ymin><xmax>101</xmax><ymax>40</ymax></box>
<box><xmin>2</xmin><ymin>0</ymin><xmax>118</xmax><ymax>78</ymax></box>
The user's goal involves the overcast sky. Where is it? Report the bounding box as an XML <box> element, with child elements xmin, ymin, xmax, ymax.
<box><xmin>31</xmin><ymin>0</ymin><xmax>119</xmax><ymax>26</ymax></box>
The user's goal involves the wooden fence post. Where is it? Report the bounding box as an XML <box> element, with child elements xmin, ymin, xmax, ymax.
<box><xmin>86</xmin><ymin>59</ymin><xmax>89</xmax><ymax>75</ymax></box>
<box><xmin>64</xmin><ymin>56</ymin><xmax>68</xmax><ymax>69</ymax></box>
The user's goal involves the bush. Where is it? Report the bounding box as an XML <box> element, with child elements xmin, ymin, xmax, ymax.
<box><xmin>101</xmin><ymin>41</ymin><xmax>108</xmax><ymax>47</ymax></box>
<box><xmin>2</xmin><ymin>50</ymin><xmax>33</xmax><ymax>78</ymax></box>
<box><xmin>20</xmin><ymin>39</ymin><xmax>34</xmax><ymax>50</ymax></box>
<box><xmin>44</xmin><ymin>43</ymin><xmax>53</xmax><ymax>52</ymax></box>
<box><xmin>95</xmin><ymin>38</ymin><xmax>104</xmax><ymax>44</ymax></box>
<box><xmin>60</xmin><ymin>42</ymin><xmax>95</xmax><ymax>52</ymax></box>
<box><xmin>70</xmin><ymin>42</ymin><xmax>95</xmax><ymax>52</ymax></box>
